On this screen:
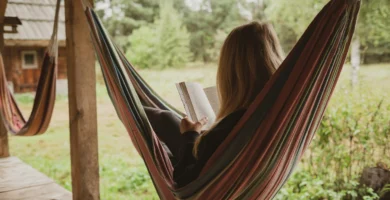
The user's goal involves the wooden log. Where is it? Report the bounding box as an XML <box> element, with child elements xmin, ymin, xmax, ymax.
<box><xmin>65</xmin><ymin>0</ymin><xmax>100</xmax><ymax>199</ymax></box>
<box><xmin>0</xmin><ymin>0</ymin><xmax>9</xmax><ymax>158</ymax></box>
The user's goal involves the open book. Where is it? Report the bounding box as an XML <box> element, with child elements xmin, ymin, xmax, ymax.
<box><xmin>176</xmin><ymin>82</ymin><xmax>220</xmax><ymax>129</ymax></box>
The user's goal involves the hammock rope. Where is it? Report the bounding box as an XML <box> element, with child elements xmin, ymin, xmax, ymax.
<box><xmin>82</xmin><ymin>0</ymin><xmax>360</xmax><ymax>199</ymax></box>
<box><xmin>0</xmin><ymin>0</ymin><xmax>61</xmax><ymax>136</ymax></box>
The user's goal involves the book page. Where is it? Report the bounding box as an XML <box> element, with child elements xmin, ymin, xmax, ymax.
<box><xmin>176</xmin><ymin>82</ymin><xmax>216</xmax><ymax>129</ymax></box>
<box><xmin>203</xmin><ymin>86</ymin><xmax>220</xmax><ymax>115</ymax></box>
<box><xmin>176</xmin><ymin>82</ymin><xmax>197</xmax><ymax>122</ymax></box>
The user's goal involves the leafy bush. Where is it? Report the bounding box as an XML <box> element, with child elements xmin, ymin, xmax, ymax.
<box><xmin>126</xmin><ymin>26</ymin><xmax>160</xmax><ymax>69</ymax></box>
<box><xmin>380</xmin><ymin>184</ymin><xmax>390</xmax><ymax>199</ymax></box>
<box><xmin>126</xmin><ymin>0</ymin><xmax>190</xmax><ymax>69</ymax></box>
<box><xmin>276</xmin><ymin>84</ymin><xmax>390</xmax><ymax>199</ymax></box>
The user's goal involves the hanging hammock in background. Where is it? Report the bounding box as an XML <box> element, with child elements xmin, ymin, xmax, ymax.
<box><xmin>83</xmin><ymin>0</ymin><xmax>360</xmax><ymax>199</ymax></box>
<box><xmin>0</xmin><ymin>0</ymin><xmax>61</xmax><ymax>136</ymax></box>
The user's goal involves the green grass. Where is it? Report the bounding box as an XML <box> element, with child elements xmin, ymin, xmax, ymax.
<box><xmin>8</xmin><ymin>62</ymin><xmax>390</xmax><ymax>199</ymax></box>
<box><xmin>339</xmin><ymin>63</ymin><xmax>390</xmax><ymax>91</ymax></box>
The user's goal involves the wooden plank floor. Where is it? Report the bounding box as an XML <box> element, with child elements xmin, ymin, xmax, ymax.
<box><xmin>0</xmin><ymin>157</ymin><xmax>72</xmax><ymax>200</ymax></box>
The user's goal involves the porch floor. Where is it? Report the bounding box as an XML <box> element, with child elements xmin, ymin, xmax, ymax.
<box><xmin>0</xmin><ymin>157</ymin><xmax>72</xmax><ymax>200</ymax></box>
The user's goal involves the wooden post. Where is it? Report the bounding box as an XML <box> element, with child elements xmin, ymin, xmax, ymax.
<box><xmin>65</xmin><ymin>0</ymin><xmax>100</xmax><ymax>199</ymax></box>
<box><xmin>0</xmin><ymin>0</ymin><xmax>10</xmax><ymax>158</ymax></box>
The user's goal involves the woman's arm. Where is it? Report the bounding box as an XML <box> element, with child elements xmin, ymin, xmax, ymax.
<box><xmin>173</xmin><ymin>126</ymin><xmax>230</xmax><ymax>187</ymax></box>
<box><xmin>173</xmin><ymin>110</ymin><xmax>246</xmax><ymax>187</ymax></box>
<box><xmin>172</xmin><ymin>117</ymin><xmax>208</xmax><ymax>187</ymax></box>
<box><xmin>173</xmin><ymin>130</ymin><xmax>204</xmax><ymax>187</ymax></box>
<box><xmin>175</xmin><ymin>116</ymin><xmax>208</xmax><ymax>169</ymax></box>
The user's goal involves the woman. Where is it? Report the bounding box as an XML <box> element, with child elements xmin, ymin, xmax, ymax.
<box><xmin>145</xmin><ymin>21</ymin><xmax>284</xmax><ymax>187</ymax></box>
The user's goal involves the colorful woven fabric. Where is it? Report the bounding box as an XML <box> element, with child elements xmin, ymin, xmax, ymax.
<box><xmin>83</xmin><ymin>0</ymin><xmax>360</xmax><ymax>199</ymax></box>
<box><xmin>0</xmin><ymin>0</ymin><xmax>60</xmax><ymax>136</ymax></box>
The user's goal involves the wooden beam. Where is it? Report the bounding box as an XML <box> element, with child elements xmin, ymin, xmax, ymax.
<box><xmin>0</xmin><ymin>0</ymin><xmax>9</xmax><ymax>158</ymax></box>
<box><xmin>65</xmin><ymin>0</ymin><xmax>100</xmax><ymax>200</ymax></box>
<box><xmin>5</xmin><ymin>40</ymin><xmax>66</xmax><ymax>47</ymax></box>
<box><xmin>0</xmin><ymin>0</ymin><xmax>7</xmax><ymax>23</ymax></box>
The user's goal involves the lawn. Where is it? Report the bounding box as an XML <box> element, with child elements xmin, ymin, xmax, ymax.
<box><xmin>8</xmin><ymin>62</ymin><xmax>390</xmax><ymax>200</ymax></box>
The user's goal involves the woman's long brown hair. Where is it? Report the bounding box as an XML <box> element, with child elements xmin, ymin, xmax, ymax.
<box><xmin>193</xmin><ymin>21</ymin><xmax>285</xmax><ymax>157</ymax></box>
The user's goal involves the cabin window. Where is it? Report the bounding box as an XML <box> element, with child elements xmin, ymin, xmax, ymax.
<box><xmin>21</xmin><ymin>51</ymin><xmax>38</xmax><ymax>69</ymax></box>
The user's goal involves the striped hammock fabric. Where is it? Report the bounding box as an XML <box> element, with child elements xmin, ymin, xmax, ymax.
<box><xmin>83</xmin><ymin>0</ymin><xmax>360</xmax><ymax>199</ymax></box>
<box><xmin>0</xmin><ymin>0</ymin><xmax>60</xmax><ymax>136</ymax></box>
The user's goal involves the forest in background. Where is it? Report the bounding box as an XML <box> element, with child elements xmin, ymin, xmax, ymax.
<box><xmin>95</xmin><ymin>0</ymin><xmax>389</xmax><ymax>67</ymax></box>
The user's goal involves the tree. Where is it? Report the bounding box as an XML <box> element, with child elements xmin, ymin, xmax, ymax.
<box><xmin>238</xmin><ymin>0</ymin><xmax>267</xmax><ymax>21</ymax></box>
<box><xmin>266</xmin><ymin>0</ymin><xmax>390</xmax><ymax>86</ymax></box>
<box><xmin>180</xmin><ymin>0</ymin><xmax>245</xmax><ymax>62</ymax></box>
<box><xmin>126</xmin><ymin>26</ymin><xmax>159</xmax><ymax>69</ymax></box>
<box><xmin>350</xmin><ymin>0</ymin><xmax>390</xmax><ymax>86</ymax></box>
<box><xmin>156</xmin><ymin>0</ymin><xmax>191</xmax><ymax>68</ymax></box>
<box><xmin>126</xmin><ymin>0</ymin><xmax>190</xmax><ymax>69</ymax></box>
<box><xmin>265</xmin><ymin>0</ymin><xmax>327</xmax><ymax>52</ymax></box>
<box><xmin>96</xmin><ymin>0</ymin><xmax>159</xmax><ymax>51</ymax></box>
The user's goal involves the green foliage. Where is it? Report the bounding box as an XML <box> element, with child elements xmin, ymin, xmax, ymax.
<box><xmin>357</xmin><ymin>0</ymin><xmax>390</xmax><ymax>47</ymax></box>
<box><xmin>238</xmin><ymin>0</ymin><xmax>267</xmax><ymax>21</ymax></box>
<box><xmin>265</xmin><ymin>0</ymin><xmax>328</xmax><ymax>52</ymax></box>
<box><xmin>266</xmin><ymin>0</ymin><xmax>390</xmax><ymax>59</ymax></box>
<box><xmin>96</xmin><ymin>0</ymin><xmax>159</xmax><ymax>51</ymax></box>
<box><xmin>357</xmin><ymin>0</ymin><xmax>390</xmax><ymax>63</ymax></box>
<box><xmin>380</xmin><ymin>184</ymin><xmax>390</xmax><ymax>198</ymax></box>
<box><xmin>275</xmin><ymin>173</ymin><xmax>379</xmax><ymax>200</ymax></box>
<box><xmin>181</xmin><ymin>0</ymin><xmax>244</xmax><ymax>62</ymax></box>
<box><xmin>99</xmin><ymin>0</ymin><xmax>389</xmax><ymax>63</ymax></box>
<box><xmin>276</xmin><ymin>81</ymin><xmax>390</xmax><ymax>199</ymax></box>
<box><xmin>157</xmin><ymin>0</ymin><xmax>191</xmax><ymax>68</ymax></box>
<box><xmin>126</xmin><ymin>0</ymin><xmax>190</xmax><ymax>69</ymax></box>
<box><xmin>126</xmin><ymin>26</ymin><xmax>159</xmax><ymax>69</ymax></box>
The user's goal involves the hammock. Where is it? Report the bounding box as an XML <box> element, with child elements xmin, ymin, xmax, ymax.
<box><xmin>83</xmin><ymin>0</ymin><xmax>360</xmax><ymax>199</ymax></box>
<box><xmin>0</xmin><ymin>0</ymin><xmax>60</xmax><ymax>136</ymax></box>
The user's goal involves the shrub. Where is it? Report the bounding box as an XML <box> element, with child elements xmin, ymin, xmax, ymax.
<box><xmin>126</xmin><ymin>26</ymin><xmax>159</xmax><ymax>69</ymax></box>
<box><xmin>126</xmin><ymin>0</ymin><xmax>190</xmax><ymax>69</ymax></box>
<box><xmin>276</xmin><ymin>84</ymin><xmax>390</xmax><ymax>199</ymax></box>
<box><xmin>380</xmin><ymin>184</ymin><xmax>390</xmax><ymax>199</ymax></box>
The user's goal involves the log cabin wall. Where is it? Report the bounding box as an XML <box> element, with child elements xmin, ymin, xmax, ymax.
<box><xmin>3</xmin><ymin>46</ymin><xmax>67</xmax><ymax>93</ymax></box>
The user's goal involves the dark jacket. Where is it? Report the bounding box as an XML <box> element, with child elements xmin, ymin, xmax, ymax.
<box><xmin>173</xmin><ymin>109</ymin><xmax>246</xmax><ymax>187</ymax></box>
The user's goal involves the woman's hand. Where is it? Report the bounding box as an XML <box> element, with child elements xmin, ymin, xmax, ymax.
<box><xmin>180</xmin><ymin>116</ymin><xmax>208</xmax><ymax>134</ymax></box>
